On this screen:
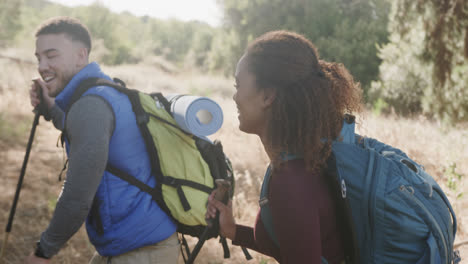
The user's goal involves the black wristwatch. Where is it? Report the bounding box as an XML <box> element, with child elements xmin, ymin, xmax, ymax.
<box><xmin>34</xmin><ymin>241</ymin><xmax>51</xmax><ymax>259</ymax></box>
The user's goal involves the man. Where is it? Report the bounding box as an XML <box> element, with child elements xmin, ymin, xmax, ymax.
<box><xmin>26</xmin><ymin>16</ymin><xmax>179</xmax><ymax>264</ymax></box>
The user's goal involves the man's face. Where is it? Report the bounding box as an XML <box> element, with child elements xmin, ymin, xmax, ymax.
<box><xmin>35</xmin><ymin>33</ymin><xmax>87</xmax><ymax>97</ymax></box>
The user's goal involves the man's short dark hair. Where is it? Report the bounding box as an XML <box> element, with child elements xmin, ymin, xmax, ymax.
<box><xmin>35</xmin><ymin>16</ymin><xmax>92</xmax><ymax>54</ymax></box>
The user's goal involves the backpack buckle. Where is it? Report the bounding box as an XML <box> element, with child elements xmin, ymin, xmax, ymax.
<box><xmin>341</xmin><ymin>179</ymin><xmax>347</xmax><ymax>198</ymax></box>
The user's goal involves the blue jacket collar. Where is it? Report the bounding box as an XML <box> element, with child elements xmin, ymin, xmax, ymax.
<box><xmin>55</xmin><ymin>62</ymin><xmax>112</xmax><ymax>111</ymax></box>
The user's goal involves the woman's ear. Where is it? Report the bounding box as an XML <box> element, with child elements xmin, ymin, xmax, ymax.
<box><xmin>262</xmin><ymin>88</ymin><xmax>276</xmax><ymax>109</ymax></box>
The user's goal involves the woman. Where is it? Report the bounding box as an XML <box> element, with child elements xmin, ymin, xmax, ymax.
<box><xmin>206</xmin><ymin>30</ymin><xmax>362</xmax><ymax>263</ymax></box>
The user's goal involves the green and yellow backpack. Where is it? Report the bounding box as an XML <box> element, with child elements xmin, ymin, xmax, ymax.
<box><xmin>68</xmin><ymin>77</ymin><xmax>251</xmax><ymax>263</ymax></box>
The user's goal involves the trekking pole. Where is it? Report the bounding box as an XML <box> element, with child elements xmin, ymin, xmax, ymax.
<box><xmin>186</xmin><ymin>179</ymin><xmax>230</xmax><ymax>264</ymax></box>
<box><xmin>0</xmin><ymin>82</ymin><xmax>46</xmax><ymax>262</ymax></box>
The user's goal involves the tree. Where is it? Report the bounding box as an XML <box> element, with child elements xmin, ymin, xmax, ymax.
<box><xmin>215</xmin><ymin>0</ymin><xmax>391</xmax><ymax>95</ymax></box>
<box><xmin>0</xmin><ymin>0</ymin><xmax>23</xmax><ymax>47</ymax></box>
<box><xmin>371</xmin><ymin>0</ymin><xmax>468</xmax><ymax>123</ymax></box>
<box><xmin>393</xmin><ymin>0</ymin><xmax>468</xmax><ymax>87</ymax></box>
<box><xmin>370</xmin><ymin>20</ymin><xmax>431</xmax><ymax>115</ymax></box>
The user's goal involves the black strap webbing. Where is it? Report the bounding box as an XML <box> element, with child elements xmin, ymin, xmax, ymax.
<box><xmin>66</xmin><ymin>78</ymin><xmax>124</xmax><ymax>112</ymax></box>
<box><xmin>242</xmin><ymin>247</ymin><xmax>253</xmax><ymax>260</ymax></box>
<box><xmin>220</xmin><ymin>237</ymin><xmax>230</xmax><ymax>258</ymax></box>
<box><xmin>161</xmin><ymin>176</ymin><xmax>213</xmax><ymax>194</ymax></box>
<box><xmin>107</xmin><ymin>165</ymin><xmax>214</xmax><ymax>212</ymax></box>
<box><xmin>152</xmin><ymin>92</ymin><xmax>172</xmax><ymax>114</ymax></box>
<box><xmin>180</xmin><ymin>234</ymin><xmax>191</xmax><ymax>263</ymax></box>
<box><xmin>177</xmin><ymin>185</ymin><xmax>191</xmax><ymax>211</ymax></box>
<box><xmin>106</xmin><ymin>164</ymin><xmax>158</xmax><ymax>198</ymax></box>
<box><xmin>112</xmin><ymin>77</ymin><xmax>126</xmax><ymax>87</ymax></box>
<box><xmin>162</xmin><ymin>176</ymin><xmax>213</xmax><ymax>212</ymax></box>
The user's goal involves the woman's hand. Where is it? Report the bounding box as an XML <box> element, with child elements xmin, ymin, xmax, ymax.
<box><xmin>206</xmin><ymin>191</ymin><xmax>237</xmax><ymax>240</ymax></box>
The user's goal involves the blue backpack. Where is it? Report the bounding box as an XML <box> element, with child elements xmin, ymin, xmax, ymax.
<box><xmin>260</xmin><ymin>115</ymin><xmax>460</xmax><ymax>264</ymax></box>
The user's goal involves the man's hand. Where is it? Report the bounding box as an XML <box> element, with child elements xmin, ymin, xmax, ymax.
<box><xmin>24</xmin><ymin>253</ymin><xmax>51</xmax><ymax>264</ymax></box>
<box><xmin>30</xmin><ymin>78</ymin><xmax>54</xmax><ymax>110</ymax></box>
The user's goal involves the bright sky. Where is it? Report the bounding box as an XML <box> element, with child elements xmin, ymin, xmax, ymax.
<box><xmin>48</xmin><ymin>0</ymin><xmax>222</xmax><ymax>26</ymax></box>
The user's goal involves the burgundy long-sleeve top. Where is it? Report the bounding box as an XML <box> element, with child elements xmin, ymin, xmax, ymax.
<box><xmin>232</xmin><ymin>159</ymin><xmax>345</xmax><ymax>263</ymax></box>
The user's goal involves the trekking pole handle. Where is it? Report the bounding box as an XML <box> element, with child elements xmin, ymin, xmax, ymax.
<box><xmin>32</xmin><ymin>79</ymin><xmax>49</xmax><ymax>119</ymax></box>
<box><xmin>214</xmin><ymin>179</ymin><xmax>230</xmax><ymax>203</ymax></box>
<box><xmin>207</xmin><ymin>179</ymin><xmax>231</xmax><ymax>227</ymax></box>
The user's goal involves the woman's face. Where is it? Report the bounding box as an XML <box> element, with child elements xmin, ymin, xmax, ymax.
<box><xmin>233</xmin><ymin>54</ymin><xmax>274</xmax><ymax>136</ymax></box>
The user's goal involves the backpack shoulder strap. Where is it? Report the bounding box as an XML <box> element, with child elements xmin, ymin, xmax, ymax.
<box><xmin>66</xmin><ymin>77</ymin><xmax>127</xmax><ymax>113</ymax></box>
<box><xmin>328</xmin><ymin>114</ymin><xmax>360</xmax><ymax>264</ymax></box>
<box><xmin>71</xmin><ymin>77</ymin><xmax>151</xmax><ymax>129</ymax></box>
<box><xmin>258</xmin><ymin>165</ymin><xmax>279</xmax><ymax>246</ymax></box>
<box><xmin>62</xmin><ymin>77</ymin><xmax>128</xmax><ymax>142</ymax></box>
<box><xmin>326</xmin><ymin>153</ymin><xmax>360</xmax><ymax>264</ymax></box>
<box><xmin>340</xmin><ymin>114</ymin><xmax>356</xmax><ymax>144</ymax></box>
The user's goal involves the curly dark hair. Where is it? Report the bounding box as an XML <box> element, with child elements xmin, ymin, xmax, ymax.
<box><xmin>35</xmin><ymin>16</ymin><xmax>92</xmax><ymax>55</ymax></box>
<box><xmin>245</xmin><ymin>30</ymin><xmax>362</xmax><ymax>172</ymax></box>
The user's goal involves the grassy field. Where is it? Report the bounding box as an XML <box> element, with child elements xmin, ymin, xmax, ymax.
<box><xmin>0</xmin><ymin>51</ymin><xmax>467</xmax><ymax>263</ymax></box>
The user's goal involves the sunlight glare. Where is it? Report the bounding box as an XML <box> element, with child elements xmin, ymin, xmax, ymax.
<box><xmin>48</xmin><ymin>0</ymin><xmax>221</xmax><ymax>26</ymax></box>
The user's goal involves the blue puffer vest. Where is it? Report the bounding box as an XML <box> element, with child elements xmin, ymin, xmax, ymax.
<box><xmin>55</xmin><ymin>62</ymin><xmax>177</xmax><ymax>256</ymax></box>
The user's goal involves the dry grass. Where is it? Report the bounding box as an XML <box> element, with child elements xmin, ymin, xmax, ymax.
<box><xmin>0</xmin><ymin>56</ymin><xmax>467</xmax><ymax>263</ymax></box>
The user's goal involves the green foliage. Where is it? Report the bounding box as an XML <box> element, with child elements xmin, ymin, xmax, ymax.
<box><xmin>72</xmin><ymin>4</ymin><xmax>126</xmax><ymax>64</ymax></box>
<box><xmin>369</xmin><ymin>21</ymin><xmax>428</xmax><ymax>115</ymax></box>
<box><xmin>371</xmin><ymin>1</ymin><xmax>468</xmax><ymax>124</ymax></box>
<box><xmin>427</xmin><ymin>63</ymin><xmax>468</xmax><ymax>124</ymax></box>
<box><xmin>11</xmin><ymin>0</ymin><xmax>217</xmax><ymax>67</ymax></box>
<box><xmin>3</xmin><ymin>0</ymin><xmax>392</xmax><ymax>88</ymax></box>
<box><xmin>0</xmin><ymin>0</ymin><xmax>23</xmax><ymax>47</ymax></box>
<box><xmin>48</xmin><ymin>196</ymin><xmax>58</xmax><ymax>212</ymax></box>
<box><xmin>185</xmin><ymin>24</ymin><xmax>216</xmax><ymax>70</ymax></box>
<box><xmin>215</xmin><ymin>0</ymin><xmax>391</xmax><ymax>95</ymax></box>
<box><xmin>393</xmin><ymin>0</ymin><xmax>468</xmax><ymax>87</ymax></box>
<box><xmin>445</xmin><ymin>162</ymin><xmax>464</xmax><ymax>199</ymax></box>
<box><xmin>0</xmin><ymin>113</ymin><xmax>30</xmax><ymax>144</ymax></box>
<box><xmin>206</xmin><ymin>30</ymin><xmax>241</xmax><ymax>75</ymax></box>
<box><xmin>147</xmin><ymin>19</ymin><xmax>216</xmax><ymax>67</ymax></box>
<box><xmin>372</xmin><ymin>98</ymin><xmax>389</xmax><ymax>116</ymax></box>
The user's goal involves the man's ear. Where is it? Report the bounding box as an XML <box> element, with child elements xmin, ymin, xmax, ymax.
<box><xmin>262</xmin><ymin>88</ymin><xmax>276</xmax><ymax>109</ymax></box>
<box><xmin>76</xmin><ymin>46</ymin><xmax>89</xmax><ymax>66</ymax></box>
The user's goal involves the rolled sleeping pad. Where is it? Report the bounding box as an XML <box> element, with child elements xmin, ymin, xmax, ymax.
<box><xmin>165</xmin><ymin>94</ymin><xmax>224</xmax><ymax>137</ymax></box>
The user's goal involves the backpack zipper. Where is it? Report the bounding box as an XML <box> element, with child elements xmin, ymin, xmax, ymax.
<box><xmin>399</xmin><ymin>185</ymin><xmax>448</xmax><ymax>264</ymax></box>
